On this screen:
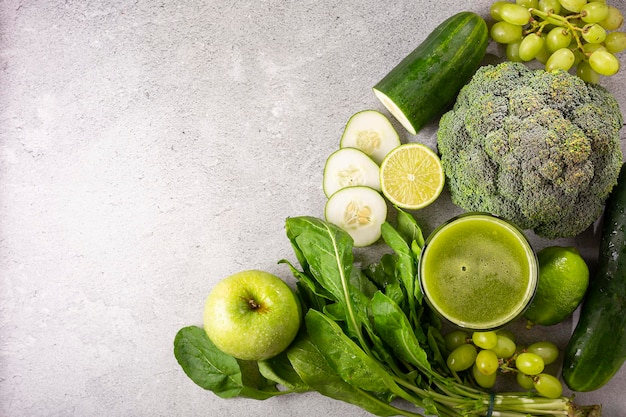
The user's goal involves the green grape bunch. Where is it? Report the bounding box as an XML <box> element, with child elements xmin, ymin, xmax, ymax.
<box><xmin>444</xmin><ymin>329</ymin><xmax>564</xmax><ymax>398</ymax></box>
<box><xmin>489</xmin><ymin>0</ymin><xmax>626</xmax><ymax>82</ymax></box>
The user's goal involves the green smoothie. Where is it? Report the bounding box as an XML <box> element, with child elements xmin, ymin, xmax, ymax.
<box><xmin>419</xmin><ymin>213</ymin><xmax>537</xmax><ymax>330</ymax></box>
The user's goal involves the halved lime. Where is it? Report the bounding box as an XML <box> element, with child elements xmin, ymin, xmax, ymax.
<box><xmin>379</xmin><ymin>143</ymin><xmax>444</xmax><ymax>210</ymax></box>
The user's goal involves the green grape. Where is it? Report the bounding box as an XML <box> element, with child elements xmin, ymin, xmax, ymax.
<box><xmin>517</xmin><ymin>0</ymin><xmax>539</xmax><ymax>8</ymax></box>
<box><xmin>580</xmin><ymin>1</ymin><xmax>609</xmax><ymax>23</ymax></box>
<box><xmin>500</xmin><ymin>3</ymin><xmax>532</xmax><ymax>25</ymax></box>
<box><xmin>491</xmin><ymin>334</ymin><xmax>517</xmax><ymax>358</ymax></box>
<box><xmin>447</xmin><ymin>343</ymin><xmax>477</xmax><ymax>372</ymax></box>
<box><xmin>496</xmin><ymin>329</ymin><xmax>516</xmax><ymax>343</ymax></box>
<box><xmin>526</xmin><ymin>341</ymin><xmax>559</xmax><ymax>365</ymax></box>
<box><xmin>515</xmin><ymin>352</ymin><xmax>545</xmax><ymax>375</ymax></box>
<box><xmin>472</xmin><ymin>331</ymin><xmax>498</xmax><ymax>350</ymax></box>
<box><xmin>475</xmin><ymin>349</ymin><xmax>499</xmax><ymax>375</ymax></box>
<box><xmin>507</xmin><ymin>41</ymin><xmax>523</xmax><ymax>61</ymax></box>
<box><xmin>558</xmin><ymin>0</ymin><xmax>588</xmax><ymax>13</ymax></box>
<box><xmin>546</xmin><ymin>27</ymin><xmax>573</xmax><ymax>52</ymax></box>
<box><xmin>582</xmin><ymin>23</ymin><xmax>607</xmax><ymax>43</ymax></box>
<box><xmin>491</xmin><ymin>21</ymin><xmax>524</xmax><ymax>44</ymax></box>
<box><xmin>539</xmin><ymin>0</ymin><xmax>562</xmax><ymax>14</ymax></box>
<box><xmin>535</xmin><ymin>39</ymin><xmax>552</xmax><ymax>63</ymax></box>
<box><xmin>589</xmin><ymin>49</ymin><xmax>620</xmax><ymax>75</ymax></box>
<box><xmin>444</xmin><ymin>330</ymin><xmax>469</xmax><ymax>352</ymax></box>
<box><xmin>605</xmin><ymin>31</ymin><xmax>626</xmax><ymax>54</ymax></box>
<box><xmin>519</xmin><ymin>33</ymin><xmax>546</xmax><ymax>61</ymax></box>
<box><xmin>600</xmin><ymin>6</ymin><xmax>624</xmax><ymax>30</ymax></box>
<box><xmin>577</xmin><ymin>60</ymin><xmax>600</xmax><ymax>83</ymax></box>
<box><xmin>582</xmin><ymin>42</ymin><xmax>607</xmax><ymax>56</ymax></box>
<box><xmin>490</xmin><ymin>1</ymin><xmax>511</xmax><ymax>21</ymax></box>
<box><xmin>533</xmin><ymin>373</ymin><xmax>563</xmax><ymax>398</ymax></box>
<box><xmin>516</xmin><ymin>372</ymin><xmax>535</xmax><ymax>390</ymax></box>
<box><xmin>545</xmin><ymin>47</ymin><xmax>576</xmax><ymax>71</ymax></box>
<box><xmin>572</xmin><ymin>46</ymin><xmax>585</xmax><ymax>66</ymax></box>
<box><xmin>472</xmin><ymin>363</ymin><xmax>497</xmax><ymax>389</ymax></box>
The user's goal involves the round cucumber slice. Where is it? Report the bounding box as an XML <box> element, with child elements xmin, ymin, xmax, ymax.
<box><xmin>324</xmin><ymin>186</ymin><xmax>388</xmax><ymax>247</ymax></box>
<box><xmin>339</xmin><ymin>110</ymin><xmax>401</xmax><ymax>164</ymax></box>
<box><xmin>323</xmin><ymin>147</ymin><xmax>380</xmax><ymax>198</ymax></box>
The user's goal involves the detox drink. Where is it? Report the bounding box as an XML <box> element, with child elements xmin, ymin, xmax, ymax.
<box><xmin>419</xmin><ymin>213</ymin><xmax>538</xmax><ymax>330</ymax></box>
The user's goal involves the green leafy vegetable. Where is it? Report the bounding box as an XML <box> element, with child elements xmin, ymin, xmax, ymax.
<box><xmin>370</xmin><ymin>291</ymin><xmax>431</xmax><ymax>372</ymax></box>
<box><xmin>173</xmin><ymin>326</ymin><xmax>286</xmax><ymax>400</ymax></box>
<box><xmin>380</xmin><ymin>221</ymin><xmax>419</xmax><ymax>324</ymax></box>
<box><xmin>305</xmin><ymin>309</ymin><xmax>399</xmax><ymax>393</ymax></box>
<box><xmin>287</xmin><ymin>334</ymin><xmax>422</xmax><ymax>417</ymax></box>
<box><xmin>283</xmin><ymin>216</ymin><xmax>373</xmax><ymax>352</ymax></box>
<box><xmin>396</xmin><ymin>208</ymin><xmax>425</xmax><ymax>251</ymax></box>
<box><xmin>258</xmin><ymin>350</ymin><xmax>310</xmax><ymax>393</ymax></box>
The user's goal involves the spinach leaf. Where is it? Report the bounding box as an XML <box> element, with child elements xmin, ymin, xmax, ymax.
<box><xmin>305</xmin><ymin>309</ymin><xmax>397</xmax><ymax>393</ymax></box>
<box><xmin>280</xmin><ymin>258</ymin><xmax>332</xmax><ymax>310</ymax></box>
<box><xmin>173</xmin><ymin>326</ymin><xmax>283</xmax><ymax>400</ymax></box>
<box><xmin>287</xmin><ymin>334</ymin><xmax>423</xmax><ymax>417</ymax></box>
<box><xmin>396</xmin><ymin>208</ymin><xmax>425</xmax><ymax>250</ymax></box>
<box><xmin>295</xmin><ymin>280</ymin><xmax>328</xmax><ymax>313</ymax></box>
<box><xmin>426</xmin><ymin>326</ymin><xmax>449</xmax><ymax>374</ymax></box>
<box><xmin>370</xmin><ymin>292</ymin><xmax>431</xmax><ymax>373</ymax></box>
<box><xmin>364</xmin><ymin>253</ymin><xmax>397</xmax><ymax>288</ymax></box>
<box><xmin>350</xmin><ymin>268</ymin><xmax>379</xmax><ymax>299</ymax></box>
<box><xmin>364</xmin><ymin>253</ymin><xmax>405</xmax><ymax>306</ymax></box>
<box><xmin>395</xmin><ymin>209</ymin><xmax>426</xmax><ymax>304</ymax></box>
<box><xmin>381</xmin><ymin>222</ymin><xmax>419</xmax><ymax>323</ymax></box>
<box><xmin>258</xmin><ymin>350</ymin><xmax>310</xmax><ymax>393</ymax></box>
<box><xmin>284</xmin><ymin>216</ymin><xmax>370</xmax><ymax>347</ymax></box>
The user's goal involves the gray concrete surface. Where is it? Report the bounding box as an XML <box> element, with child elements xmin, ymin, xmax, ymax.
<box><xmin>1</xmin><ymin>1</ymin><xmax>625</xmax><ymax>416</ymax></box>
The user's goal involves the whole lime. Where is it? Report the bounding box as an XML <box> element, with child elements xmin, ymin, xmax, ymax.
<box><xmin>524</xmin><ymin>246</ymin><xmax>589</xmax><ymax>327</ymax></box>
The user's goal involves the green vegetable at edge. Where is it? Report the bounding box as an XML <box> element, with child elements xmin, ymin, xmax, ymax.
<box><xmin>173</xmin><ymin>326</ymin><xmax>290</xmax><ymax>400</ymax></box>
<box><xmin>563</xmin><ymin>162</ymin><xmax>626</xmax><ymax>392</ymax></box>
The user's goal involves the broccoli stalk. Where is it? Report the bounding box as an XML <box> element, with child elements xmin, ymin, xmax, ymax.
<box><xmin>437</xmin><ymin>62</ymin><xmax>623</xmax><ymax>238</ymax></box>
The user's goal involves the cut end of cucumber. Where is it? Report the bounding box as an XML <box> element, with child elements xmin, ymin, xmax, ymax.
<box><xmin>323</xmin><ymin>148</ymin><xmax>380</xmax><ymax>198</ymax></box>
<box><xmin>373</xmin><ymin>88</ymin><xmax>417</xmax><ymax>136</ymax></box>
<box><xmin>324</xmin><ymin>186</ymin><xmax>388</xmax><ymax>247</ymax></box>
<box><xmin>339</xmin><ymin>110</ymin><xmax>401</xmax><ymax>165</ymax></box>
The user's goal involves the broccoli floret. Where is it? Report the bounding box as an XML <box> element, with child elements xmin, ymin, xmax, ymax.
<box><xmin>437</xmin><ymin>61</ymin><xmax>624</xmax><ymax>238</ymax></box>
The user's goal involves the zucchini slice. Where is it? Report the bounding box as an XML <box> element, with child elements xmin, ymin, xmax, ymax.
<box><xmin>339</xmin><ymin>110</ymin><xmax>400</xmax><ymax>164</ymax></box>
<box><xmin>323</xmin><ymin>148</ymin><xmax>380</xmax><ymax>198</ymax></box>
<box><xmin>324</xmin><ymin>186</ymin><xmax>387</xmax><ymax>247</ymax></box>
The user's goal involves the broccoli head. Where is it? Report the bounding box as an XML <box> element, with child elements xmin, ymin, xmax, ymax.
<box><xmin>437</xmin><ymin>61</ymin><xmax>623</xmax><ymax>238</ymax></box>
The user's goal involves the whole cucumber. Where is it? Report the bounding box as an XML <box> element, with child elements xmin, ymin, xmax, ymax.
<box><xmin>562</xmin><ymin>162</ymin><xmax>626</xmax><ymax>392</ymax></box>
<box><xmin>373</xmin><ymin>12</ymin><xmax>488</xmax><ymax>135</ymax></box>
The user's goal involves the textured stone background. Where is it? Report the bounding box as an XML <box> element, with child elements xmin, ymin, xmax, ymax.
<box><xmin>1</xmin><ymin>1</ymin><xmax>625</xmax><ymax>416</ymax></box>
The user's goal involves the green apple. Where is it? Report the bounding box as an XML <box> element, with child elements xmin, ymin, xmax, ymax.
<box><xmin>203</xmin><ymin>269</ymin><xmax>302</xmax><ymax>361</ymax></box>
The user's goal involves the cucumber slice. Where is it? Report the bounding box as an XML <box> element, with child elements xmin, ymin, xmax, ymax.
<box><xmin>339</xmin><ymin>110</ymin><xmax>401</xmax><ymax>164</ymax></box>
<box><xmin>323</xmin><ymin>148</ymin><xmax>380</xmax><ymax>198</ymax></box>
<box><xmin>324</xmin><ymin>186</ymin><xmax>388</xmax><ymax>247</ymax></box>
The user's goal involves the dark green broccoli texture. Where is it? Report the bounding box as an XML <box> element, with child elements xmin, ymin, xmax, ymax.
<box><xmin>437</xmin><ymin>62</ymin><xmax>624</xmax><ymax>238</ymax></box>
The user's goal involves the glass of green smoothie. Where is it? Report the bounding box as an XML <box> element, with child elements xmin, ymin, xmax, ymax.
<box><xmin>418</xmin><ymin>212</ymin><xmax>538</xmax><ymax>330</ymax></box>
